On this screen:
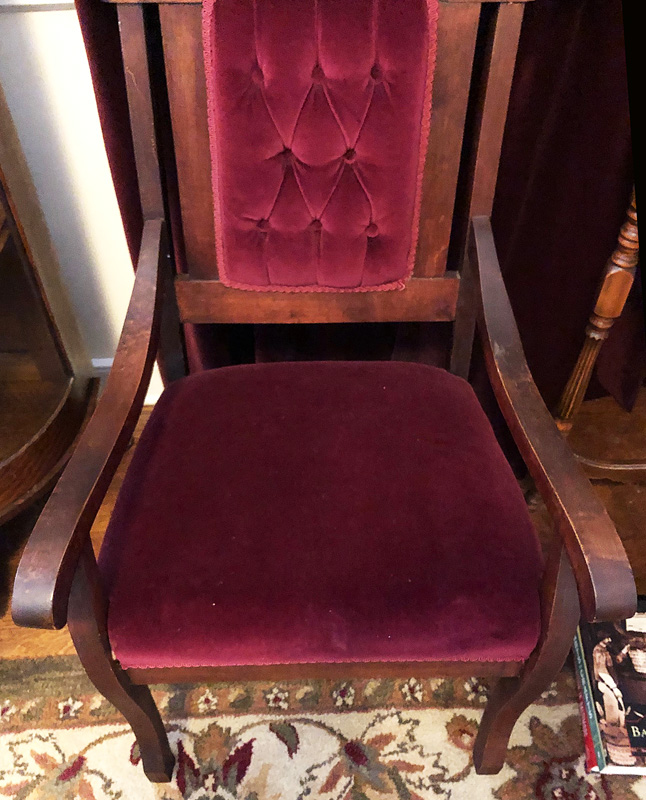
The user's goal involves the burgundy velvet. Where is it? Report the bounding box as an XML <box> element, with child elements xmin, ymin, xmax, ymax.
<box><xmin>98</xmin><ymin>362</ymin><xmax>543</xmax><ymax>669</ymax></box>
<box><xmin>202</xmin><ymin>0</ymin><xmax>438</xmax><ymax>291</ymax></box>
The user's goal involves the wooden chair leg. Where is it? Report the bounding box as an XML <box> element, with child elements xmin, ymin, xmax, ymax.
<box><xmin>67</xmin><ymin>541</ymin><xmax>175</xmax><ymax>782</ymax></box>
<box><xmin>473</xmin><ymin>540</ymin><xmax>580</xmax><ymax>773</ymax></box>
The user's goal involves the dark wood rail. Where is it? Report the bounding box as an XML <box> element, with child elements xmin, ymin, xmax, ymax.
<box><xmin>471</xmin><ymin>215</ymin><xmax>636</xmax><ymax>624</ymax></box>
<box><xmin>175</xmin><ymin>275</ymin><xmax>460</xmax><ymax>324</ymax></box>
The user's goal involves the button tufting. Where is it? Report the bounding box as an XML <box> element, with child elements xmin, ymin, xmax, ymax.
<box><xmin>206</xmin><ymin>0</ymin><xmax>434</xmax><ymax>291</ymax></box>
<box><xmin>311</xmin><ymin>64</ymin><xmax>325</xmax><ymax>83</ymax></box>
<box><xmin>280</xmin><ymin>147</ymin><xmax>293</xmax><ymax>164</ymax></box>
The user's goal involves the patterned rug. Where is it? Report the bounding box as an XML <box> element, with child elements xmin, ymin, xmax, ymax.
<box><xmin>1</xmin><ymin>657</ymin><xmax>645</xmax><ymax>799</ymax></box>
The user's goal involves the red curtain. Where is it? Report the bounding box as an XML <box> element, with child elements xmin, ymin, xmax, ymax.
<box><xmin>492</xmin><ymin>0</ymin><xmax>643</xmax><ymax>410</ymax></box>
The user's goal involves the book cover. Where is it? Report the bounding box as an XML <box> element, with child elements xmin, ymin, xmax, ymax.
<box><xmin>574</xmin><ymin>666</ymin><xmax>599</xmax><ymax>772</ymax></box>
<box><xmin>574</xmin><ymin>602</ymin><xmax>646</xmax><ymax>774</ymax></box>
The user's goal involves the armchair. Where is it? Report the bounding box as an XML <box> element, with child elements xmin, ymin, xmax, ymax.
<box><xmin>12</xmin><ymin>0</ymin><xmax>636</xmax><ymax>784</ymax></box>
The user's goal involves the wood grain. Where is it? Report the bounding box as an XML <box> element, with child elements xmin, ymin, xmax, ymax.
<box><xmin>159</xmin><ymin>5</ymin><xmax>216</xmax><ymax>279</ymax></box>
<box><xmin>414</xmin><ymin>2</ymin><xmax>480</xmax><ymax>277</ymax></box>
<box><xmin>473</xmin><ymin>538</ymin><xmax>580</xmax><ymax>772</ymax></box>
<box><xmin>568</xmin><ymin>389</ymin><xmax>646</xmax><ymax>484</ymax></box>
<box><xmin>175</xmin><ymin>275</ymin><xmax>460</xmax><ymax>324</ymax></box>
<box><xmin>471</xmin><ymin>214</ymin><xmax>636</xmax><ymax>624</ymax></box>
<box><xmin>448</xmin><ymin>0</ymin><xmax>524</xmax><ymax>363</ymax></box>
<box><xmin>118</xmin><ymin>5</ymin><xmax>164</xmax><ymax>218</ymax></box>
<box><xmin>11</xmin><ymin>220</ymin><xmax>166</xmax><ymax>631</ymax></box>
<box><xmin>68</xmin><ymin>540</ymin><xmax>175</xmax><ymax>781</ymax></box>
<box><xmin>0</xmin><ymin>148</ymin><xmax>97</xmax><ymax>527</ymax></box>
<box><xmin>469</xmin><ymin>4</ymin><xmax>524</xmax><ymax>218</ymax></box>
<box><xmin>0</xmin><ymin>378</ymin><xmax>98</xmax><ymax>527</ymax></box>
<box><xmin>556</xmin><ymin>189</ymin><xmax>639</xmax><ymax>432</ymax></box>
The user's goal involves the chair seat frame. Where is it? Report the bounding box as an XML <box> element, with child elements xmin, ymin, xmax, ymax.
<box><xmin>12</xmin><ymin>0</ymin><xmax>636</xmax><ymax>783</ymax></box>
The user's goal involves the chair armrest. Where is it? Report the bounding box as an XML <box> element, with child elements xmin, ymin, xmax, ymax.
<box><xmin>470</xmin><ymin>215</ymin><xmax>636</xmax><ymax>623</ymax></box>
<box><xmin>12</xmin><ymin>219</ymin><xmax>166</xmax><ymax>630</ymax></box>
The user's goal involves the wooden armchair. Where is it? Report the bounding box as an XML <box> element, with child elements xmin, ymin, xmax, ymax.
<box><xmin>12</xmin><ymin>0</ymin><xmax>636</xmax><ymax>783</ymax></box>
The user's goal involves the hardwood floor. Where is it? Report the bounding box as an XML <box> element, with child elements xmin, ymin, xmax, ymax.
<box><xmin>1</xmin><ymin>393</ymin><xmax>645</xmax><ymax>661</ymax></box>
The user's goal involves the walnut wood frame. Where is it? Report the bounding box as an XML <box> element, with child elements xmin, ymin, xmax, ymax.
<box><xmin>12</xmin><ymin>0</ymin><xmax>636</xmax><ymax>784</ymax></box>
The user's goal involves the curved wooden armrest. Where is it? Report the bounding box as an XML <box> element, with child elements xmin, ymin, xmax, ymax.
<box><xmin>12</xmin><ymin>219</ymin><xmax>166</xmax><ymax>630</ymax></box>
<box><xmin>470</xmin><ymin>215</ymin><xmax>636</xmax><ymax>623</ymax></box>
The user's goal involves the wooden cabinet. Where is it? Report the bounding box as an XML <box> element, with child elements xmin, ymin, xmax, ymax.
<box><xmin>0</xmin><ymin>151</ymin><xmax>97</xmax><ymax>525</ymax></box>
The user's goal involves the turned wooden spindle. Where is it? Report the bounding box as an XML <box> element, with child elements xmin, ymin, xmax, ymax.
<box><xmin>555</xmin><ymin>189</ymin><xmax>639</xmax><ymax>433</ymax></box>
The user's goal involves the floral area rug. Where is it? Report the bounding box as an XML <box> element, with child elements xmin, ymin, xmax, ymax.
<box><xmin>1</xmin><ymin>657</ymin><xmax>645</xmax><ymax>799</ymax></box>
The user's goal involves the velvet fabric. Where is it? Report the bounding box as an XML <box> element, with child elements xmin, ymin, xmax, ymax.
<box><xmin>492</xmin><ymin>0</ymin><xmax>640</xmax><ymax>410</ymax></box>
<box><xmin>98</xmin><ymin>362</ymin><xmax>543</xmax><ymax>669</ymax></box>
<box><xmin>202</xmin><ymin>0</ymin><xmax>438</xmax><ymax>291</ymax></box>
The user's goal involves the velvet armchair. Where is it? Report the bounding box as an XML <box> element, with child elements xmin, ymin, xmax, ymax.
<box><xmin>12</xmin><ymin>0</ymin><xmax>636</xmax><ymax>784</ymax></box>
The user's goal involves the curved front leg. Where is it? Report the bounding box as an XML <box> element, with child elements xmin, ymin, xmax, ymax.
<box><xmin>473</xmin><ymin>539</ymin><xmax>580</xmax><ymax>773</ymax></box>
<box><xmin>67</xmin><ymin>541</ymin><xmax>175</xmax><ymax>782</ymax></box>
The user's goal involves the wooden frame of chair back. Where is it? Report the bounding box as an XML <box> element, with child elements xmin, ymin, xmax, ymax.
<box><xmin>11</xmin><ymin>0</ymin><xmax>636</xmax><ymax>783</ymax></box>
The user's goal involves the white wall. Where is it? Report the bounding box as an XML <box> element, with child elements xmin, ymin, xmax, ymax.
<box><xmin>0</xmin><ymin>1</ymin><xmax>163</xmax><ymax>401</ymax></box>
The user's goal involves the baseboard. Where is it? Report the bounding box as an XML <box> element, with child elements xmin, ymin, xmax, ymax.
<box><xmin>90</xmin><ymin>358</ymin><xmax>113</xmax><ymax>384</ymax></box>
<box><xmin>91</xmin><ymin>358</ymin><xmax>162</xmax><ymax>406</ymax></box>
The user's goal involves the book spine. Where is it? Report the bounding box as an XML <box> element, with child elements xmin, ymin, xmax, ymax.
<box><xmin>573</xmin><ymin>628</ymin><xmax>607</xmax><ymax>770</ymax></box>
<box><xmin>575</xmin><ymin>666</ymin><xmax>599</xmax><ymax>771</ymax></box>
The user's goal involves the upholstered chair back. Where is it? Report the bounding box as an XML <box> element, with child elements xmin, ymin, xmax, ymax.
<box><xmin>202</xmin><ymin>0</ymin><xmax>438</xmax><ymax>292</ymax></box>
<box><xmin>116</xmin><ymin>0</ymin><xmax>525</xmax><ymax>325</ymax></box>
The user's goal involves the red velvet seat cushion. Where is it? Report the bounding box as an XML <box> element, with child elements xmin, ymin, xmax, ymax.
<box><xmin>203</xmin><ymin>0</ymin><xmax>438</xmax><ymax>291</ymax></box>
<box><xmin>98</xmin><ymin>362</ymin><xmax>543</xmax><ymax>669</ymax></box>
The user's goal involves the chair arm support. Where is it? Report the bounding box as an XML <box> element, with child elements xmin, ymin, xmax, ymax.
<box><xmin>470</xmin><ymin>215</ymin><xmax>636</xmax><ymax>623</ymax></box>
<box><xmin>11</xmin><ymin>219</ymin><xmax>167</xmax><ymax>630</ymax></box>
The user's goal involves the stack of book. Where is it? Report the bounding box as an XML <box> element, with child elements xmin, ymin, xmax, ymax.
<box><xmin>574</xmin><ymin>599</ymin><xmax>646</xmax><ymax>774</ymax></box>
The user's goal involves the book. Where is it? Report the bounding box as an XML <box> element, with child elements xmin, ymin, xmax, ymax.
<box><xmin>573</xmin><ymin>600</ymin><xmax>646</xmax><ymax>774</ymax></box>
<box><xmin>573</xmin><ymin>646</ymin><xmax>598</xmax><ymax>772</ymax></box>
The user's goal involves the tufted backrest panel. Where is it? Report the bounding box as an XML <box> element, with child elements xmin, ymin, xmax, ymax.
<box><xmin>202</xmin><ymin>0</ymin><xmax>439</xmax><ymax>292</ymax></box>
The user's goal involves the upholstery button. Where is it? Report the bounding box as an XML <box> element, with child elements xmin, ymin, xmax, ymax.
<box><xmin>366</xmin><ymin>222</ymin><xmax>378</xmax><ymax>237</ymax></box>
<box><xmin>280</xmin><ymin>147</ymin><xmax>293</xmax><ymax>164</ymax></box>
<box><xmin>310</xmin><ymin>219</ymin><xmax>322</xmax><ymax>231</ymax></box>
<box><xmin>311</xmin><ymin>64</ymin><xmax>325</xmax><ymax>83</ymax></box>
<box><xmin>370</xmin><ymin>64</ymin><xmax>383</xmax><ymax>81</ymax></box>
<box><xmin>251</xmin><ymin>63</ymin><xmax>263</xmax><ymax>85</ymax></box>
<box><xmin>257</xmin><ymin>218</ymin><xmax>270</xmax><ymax>231</ymax></box>
<box><xmin>343</xmin><ymin>148</ymin><xmax>356</xmax><ymax>163</ymax></box>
